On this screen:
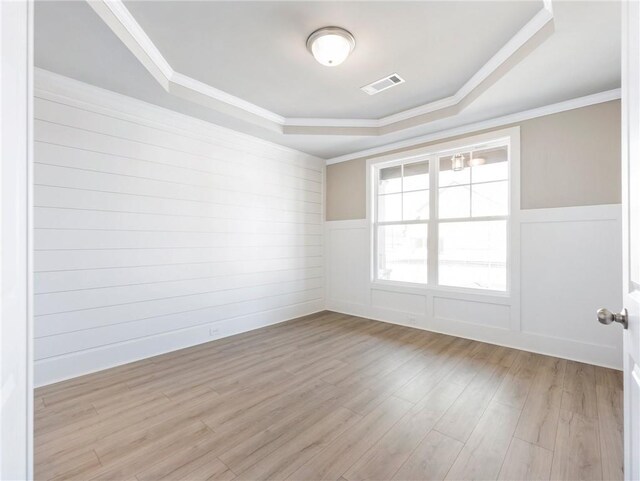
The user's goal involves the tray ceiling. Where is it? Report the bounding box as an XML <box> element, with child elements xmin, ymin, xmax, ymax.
<box><xmin>122</xmin><ymin>1</ymin><xmax>541</xmax><ymax>120</ymax></box>
<box><xmin>34</xmin><ymin>1</ymin><xmax>621</xmax><ymax>159</ymax></box>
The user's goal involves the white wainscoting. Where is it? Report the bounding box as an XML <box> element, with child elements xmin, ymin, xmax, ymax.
<box><xmin>33</xmin><ymin>70</ymin><xmax>325</xmax><ymax>386</ymax></box>
<box><xmin>325</xmin><ymin>204</ymin><xmax>623</xmax><ymax>369</ymax></box>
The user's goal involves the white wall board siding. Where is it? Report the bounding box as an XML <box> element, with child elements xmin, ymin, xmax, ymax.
<box><xmin>325</xmin><ymin>204</ymin><xmax>623</xmax><ymax>369</ymax></box>
<box><xmin>520</xmin><ymin>218</ymin><xmax>621</xmax><ymax>347</ymax></box>
<box><xmin>325</xmin><ymin>220</ymin><xmax>370</xmax><ymax>307</ymax></box>
<box><xmin>372</xmin><ymin>289</ymin><xmax>425</xmax><ymax>315</ymax></box>
<box><xmin>33</xmin><ymin>70</ymin><xmax>325</xmax><ymax>386</ymax></box>
<box><xmin>433</xmin><ymin>297</ymin><xmax>511</xmax><ymax>330</ymax></box>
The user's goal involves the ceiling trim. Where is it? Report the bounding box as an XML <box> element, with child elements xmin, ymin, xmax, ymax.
<box><xmin>87</xmin><ymin>0</ymin><xmax>286</xmax><ymax>131</ymax></box>
<box><xmin>33</xmin><ymin>67</ymin><xmax>321</xmax><ymax>162</ymax></box>
<box><xmin>325</xmin><ymin>88</ymin><xmax>621</xmax><ymax>164</ymax></box>
<box><xmin>87</xmin><ymin>0</ymin><xmax>171</xmax><ymax>88</ymax></box>
<box><xmin>287</xmin><ymin>2</ymin><xmax>554</xmax><ymax>131</ymax></box>
<box><xmin>169</xmin><ymin>71</ymin><xmax>286</xmax><ymax>124</ymax></box>
<box><xmin>86</xmin><ymin>0</ymin><xmax>555</xmax><ymax>136</ymax></box>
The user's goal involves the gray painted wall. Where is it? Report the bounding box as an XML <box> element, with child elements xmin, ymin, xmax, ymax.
<box><xmin>326</xmin><ymin>100</ymin><xmax>621</xmax><ymax>220</ymax></box>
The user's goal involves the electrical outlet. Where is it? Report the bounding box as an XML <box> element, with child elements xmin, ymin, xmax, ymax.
<box><xmin>209</xmin><ymin>327</ymin><xmax>220</xmax><ymax>337</ymax></box>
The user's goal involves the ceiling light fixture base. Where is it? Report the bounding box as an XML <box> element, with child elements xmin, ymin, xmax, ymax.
<box><xmin>306</xmin><ymin>26</ymin><xmax>356</xmax><ymax>67</ymax></box>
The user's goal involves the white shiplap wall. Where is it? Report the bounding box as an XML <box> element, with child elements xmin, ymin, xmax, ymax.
<box><xmin>33</xmin><ymin>69</ymin><xmax>325</xmax><ymax>386</ymax></box>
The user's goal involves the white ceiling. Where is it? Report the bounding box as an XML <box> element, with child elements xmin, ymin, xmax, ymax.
<box><xmin>34</xmin><ymin>1</ymin><xmax>621</xmax><ymax>160</ymax></box>
<box><xmin>123</xmin><ymin>1</ymin><xmax>541</xmax><ymax>119</ymax></box>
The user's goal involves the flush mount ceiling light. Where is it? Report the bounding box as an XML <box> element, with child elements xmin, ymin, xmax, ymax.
<box><xmin>306</xmin><ymin>27</ymin><xmax>355</xmax><ymax>67</ymax></box>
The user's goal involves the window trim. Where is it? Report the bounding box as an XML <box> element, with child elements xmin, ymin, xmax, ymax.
<box><xmin>368</xmin><ymin>127</ymin><xmax>520</xmax><ymax>298</ymax></box>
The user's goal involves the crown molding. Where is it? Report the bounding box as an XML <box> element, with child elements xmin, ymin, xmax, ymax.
<box><xmin>87</xmin><ymin>0</ymin><xmax>172</xmax><ymax>89</ymax></box>
<box><xmin>316</xmin><ymin>2</ymin><xmax>553</xmax><ymax>127</ymax></box>
<box><xmin>87</xmin><ymin>0</ymin><xmax>554</xmax><ymax>136</ymax></box>
<box><xmin>35</xmin><ymin>68</ymin><xmax>619</xmax><ymax>165</ymax></box>
<box><xmin>33</xmin><ymin>67</ymin><xmax>318</xmax><ymax>161</ymax></box>
<box><xmin>87</xmin><ymin>0</ymin><xmax>284</xmax><ymax>132</ymax></box>
<box><xmin>325</xmin><ymin>88</ymin><xmax>622</xmax><ymax>165</ymax></box>
<box><xmin>284</xmin><ymin>3</ymin><xmax>555</xmax><ymax>136</ymax></box>
<box><xmin>169</xmin><ymin>72</ymin><xmax>285</xmax><ymax>125</ymax></box>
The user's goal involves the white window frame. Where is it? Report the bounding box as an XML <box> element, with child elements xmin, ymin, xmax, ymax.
<box><xmin>368</xmin><ymin>127</ymin><xmax>520</xmax><ymax>298</ymax></box>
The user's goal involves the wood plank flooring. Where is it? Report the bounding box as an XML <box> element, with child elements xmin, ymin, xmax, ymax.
<box><xmin>34</xmin><ymin>311</ymin><xmax>624</xmax><ymax>481</ymax></box>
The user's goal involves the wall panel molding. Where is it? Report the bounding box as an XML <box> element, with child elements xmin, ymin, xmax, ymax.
<box><xmin>325</xmin><ymin>203</ymin><xmax>623</xmax><ymax>369</ymax></box>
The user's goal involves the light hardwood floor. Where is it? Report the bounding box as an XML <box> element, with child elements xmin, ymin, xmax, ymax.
<box><xmin>34</xmin><ymin>311</ymin><xmax>624</xmax><ymax>481</ymax></box>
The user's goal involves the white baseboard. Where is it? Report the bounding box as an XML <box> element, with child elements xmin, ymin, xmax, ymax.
<box><xmin>326</xmin><ymin>300</ymin><xmax>621</xmax><ymax>370</ymax></box>
<box><xmin>35</xmin><ymin>300</ymin><xmax>323</xmax><ymax>387</ymax></box>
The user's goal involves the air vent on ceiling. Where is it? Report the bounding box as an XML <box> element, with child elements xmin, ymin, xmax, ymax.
<box><xmin>361</xmin><ymin>73</ymin><xmax>405</xmax><ymax>95</ymax></box>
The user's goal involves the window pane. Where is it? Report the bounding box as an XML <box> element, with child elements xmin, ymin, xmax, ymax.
<box><xmin>438</xmin><ymin>220</ymin><xmax>507</xmax><ymax>291</ymax></box>
<box><xmin>439</xmin><ymin>186</ymin><xmax>470</xmax><ymax>219</ymax></box>
<box><xmin>378</xmin><ymin>224</ymin><xmax>428</xmax><ymax>283</ymax></box>
<box><xmin>439</xmin><ymin>155</ymin><xmax>470</xmax><ymax>187</ymax></box>
<box><xmin>403</xmin><ymin>161</ymin><xmax>429</xmax><ymax>191</ymax></box>
<box><xmin>378</xmin><ymin>193</ymin><xmax>402</xmax><ymax>221</ymax></box>
<box><xmin>470</xmin><ymin>146</ymin><xmax>508</xmax><ymax>183</ymax></box>
<box><xmin>379</xmin><ymin>166</ymin><xmax>402</xmax><ymax>194</ymax></box>
<box><xmin>403</xmin><ymin>190</ymin><xmax>429</xmax><ymax>220</ymax></box>
<box><xmin>472</xmin><ymin>180</ymin><xmax>508</xmax><ymax>217</ymax></box>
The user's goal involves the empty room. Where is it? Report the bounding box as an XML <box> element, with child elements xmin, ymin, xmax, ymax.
<box><xmin>2</xmin><ymin>0</ymin><xmax>640</xmax><ymax>480</ymax></box>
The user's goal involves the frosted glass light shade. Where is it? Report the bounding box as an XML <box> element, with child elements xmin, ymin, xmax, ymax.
<box><xmin>307</xmin><ymin>27</ymin><xmax>355</xmax><ymax>67</ymax></box>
